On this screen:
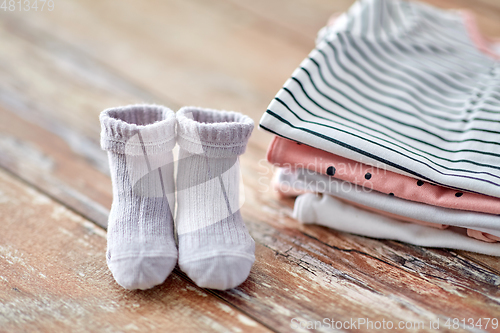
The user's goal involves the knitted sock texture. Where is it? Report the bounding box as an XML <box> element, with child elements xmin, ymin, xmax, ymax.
<box><xmin>100</xmin><ymin>104</ymin><xmax>177</xmax><ymax>290</ymax></box>
<box><xmin>176</xmin><ymin>106</ymin><xmax>255</xmax><ymax>290</ymax></box>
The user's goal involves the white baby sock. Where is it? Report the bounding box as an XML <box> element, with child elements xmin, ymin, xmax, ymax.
<box><xmin>176</xmin><ymin>106</ymin><xmax>255</xmax><ymax>290</ymax></box>
<box><xmin>100</xmin><ymin>105</ymin><xmax>177</xmax><ymax>290</ymax></box>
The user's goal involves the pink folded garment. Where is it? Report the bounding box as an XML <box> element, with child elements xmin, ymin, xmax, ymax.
<box><xmin>267</xmin><ymin>136</ymin><xmax>500</xmax><ymax>215</ymax></box>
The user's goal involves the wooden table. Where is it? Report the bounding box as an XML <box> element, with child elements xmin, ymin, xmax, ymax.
<box><xmin>0</xmin><ymin>0</ymin><xmax>499</xmax><ymax>332</ymax></box>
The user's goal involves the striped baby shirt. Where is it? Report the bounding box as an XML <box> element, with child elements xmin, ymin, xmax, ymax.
<box><xmin>259</xmin><ymin>0</ymin><xmax>500</xmax><ymax>198</ymax></box>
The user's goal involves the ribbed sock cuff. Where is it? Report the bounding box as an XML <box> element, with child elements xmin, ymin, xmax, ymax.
<box><xmin>176</xmin><ymin>106</ymin><xmax>254</xmax><ymax>158</ymax></box>
<box><xmin>100</xmin><ymin>104</ymin><xmax>176</xmax><ymax>155</ymax></box>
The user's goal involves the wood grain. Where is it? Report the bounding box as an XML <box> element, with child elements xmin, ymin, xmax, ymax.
<box><xmin>0</xmin><ymin>105</ymin><xmax>111</xmax><ymax>228</ymax></box>
<box><xmin>0</xmin><ymin>0</ymin><xmax>321</xmax><ymax>152</ymax></box>
<box><xmin>0</xmin><ymin>169</ymin><xmax>270</xmax><ymax>333</ymax></box>
<box><xmin>0</xmin><ymin>0</ymin><xmax>500</xmax><ymax>332</ymax></box>
<box><xmin>3</xmin><ymin>98</ymin><xmax>499</xmax><ymax>331</ymax></box>
<box><xmin>234</xmin><ymin>169</ymin><xmax>500</xmax><ymax>332</ymax></box>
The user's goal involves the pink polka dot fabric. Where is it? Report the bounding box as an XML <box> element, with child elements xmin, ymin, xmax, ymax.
<box><xmin>267</xmin><ymin>136</ymin><xmax>500</xmax><ymax>215</ymax></box>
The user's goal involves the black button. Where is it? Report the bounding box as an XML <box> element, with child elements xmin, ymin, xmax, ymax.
<box><xmin>326</xmin><ymin>166</ymin><xmax>336</xmax><ymax>176</ymax></box>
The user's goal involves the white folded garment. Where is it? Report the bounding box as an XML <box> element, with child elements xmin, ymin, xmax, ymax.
<box><xmin>294</xmin><ymin>193</ymin><xmax>500</xmax><ymax>256</ymax></box>
<box><xmin>276</xmin><ymin>168</ymin><xmax>500</xmax><ymax>237</ymax></box>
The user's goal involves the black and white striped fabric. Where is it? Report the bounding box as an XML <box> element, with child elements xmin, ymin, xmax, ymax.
<box><xmin>259</xmin><ymin>0</ymin><xmax>500</xmax><ymax>198</ymax></box>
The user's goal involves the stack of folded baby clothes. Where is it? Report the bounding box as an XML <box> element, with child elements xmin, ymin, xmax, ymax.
<box><xmin>259</xmin><ymin>0</ymin><xmax>500</xmax><ymax>256</ymax></box>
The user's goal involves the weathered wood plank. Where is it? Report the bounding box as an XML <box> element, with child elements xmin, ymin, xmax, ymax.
<box><xmin>0</xmin><ymin>0</ymin><xmax>499</xmax><ymax>331</ymax></box>
<box><xmin>228</xmin><ymin>0</ymin><xmax>500</xmax><ymax>42</ymax></box>
<box><xmin>0</xmin><ymin>169</ymin><xmax>270</xmax><ymax>333</ymax></box>
<box><xmin>227</xmin><ymin>0</ymin><xmax>353</xmax><ymax>43</ymax></box>
<box><xmin>2</xmin><ymin>0</ymin><xmax>499</xmax><ymax>150</ymax></box>
<box><xmin>0</xmin><ymin>0</ymin><xmax>316</xmax><ymax>151</ymax></box>
<box><xmin>4</xmin><ymin>98</ymin><xmax>500</xmax><ymax>332</ymax></box>
<box><xmin>231</xmin><ymin>159</ymin><xmax>500</xmax><ymax>332</ymax></box>
<box><xmin>0</xmin><ymin>14</ymin><xmax>173</xmax><ymax>167</ymax></box>
<box><xmin>457</xmin><ymin>252</ymin><xmax>500</xmax><ymax>276</ymax></box>
<box><xmin>0</xmin><ymin>105</ymin><xmax>111</xmax><ymax>228</ymax></box>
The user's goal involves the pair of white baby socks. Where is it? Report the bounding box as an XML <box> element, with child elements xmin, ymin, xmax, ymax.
<box><xmin>99</xmin><ymin>104</ymin><xmax>255</xmax><ymax>290</ymax></box>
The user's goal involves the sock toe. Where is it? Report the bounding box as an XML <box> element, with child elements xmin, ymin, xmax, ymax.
<box><xmin>108</xmin><ymin>255</ymin><xmax>177</xmax><ymax>290</ymax></box>
<box><xmin>180</xmin><ymin>254</ymin><xmax>254</xmax><ymax>290</ymax></box>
